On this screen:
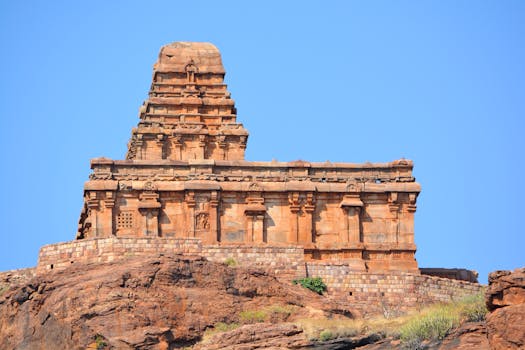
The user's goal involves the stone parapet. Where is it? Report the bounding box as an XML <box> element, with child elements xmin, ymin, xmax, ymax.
<box><xmin>420</xmin><ymin>267</ymin><xmax>479</xmax><ymax>283</ymax></box>
<box><xmin>37</xmin><ymin>237</ymin><xmax>201</xmax><ymax>274</ymax></box>
<box><xmin>306</xmin><ymin>261</ymin><xmax>485</xmax><ymax>316</ymax></box>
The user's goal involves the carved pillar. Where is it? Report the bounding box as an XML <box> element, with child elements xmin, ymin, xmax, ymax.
<box><xmin>185</xmin><ymin>191</ymin><xmax>196</xmax><ymax>237</ymax></box>
<box><xmin>156</xmin><ymin>134</ymin><xmax>165</xmax><ymax>159</ymax></box>
<box><xmin>388</xmin><ymin>192</ymin><xmax>400</xmax><ymax>244</ymax></box>
<box><xmin>340</xmin><ymin>194</ymin><xmax>363</xmax><ymax>244</ymax></box>
<box><xmin>238</xmin><ymin>135</ymin><xmax>247</xmax><ymax>160</ymax></box>
<box><xmin>171</xmin><ymin>134</ymin><xmax>182</xmax><ymax>160</ymax></box>
<box><xmin>347</xmin><ymin>207</ymin><xmax>361</xmax><ymax>242</ymax></box>
<box><xmin>198</xmin><ymin>135</ymin><xmax>206</xmax><ymax>159</ymax></box>
<box><xmin>245</xmin><ymin>186</ymin><xmax>266</xmax><ymax>243</ymax></box>
<box><xmin>244</xmin><ymin>215</ymin><xmax>254</xmax><ymax>243</ymax></box>
<box><xmin>86</xmin><ymin>192</ymin><xmax>100</xmax><ymax>238</ymax></box>
<box><xmin>217</xmin><ymin>136</ymin><xmax>227</xmax><ymax>160</ymax></box>
<box><xmin>302</xmin><ymin>192</ymin><xmax>315</xmax><ymax>246</ymax></box>
<box><xmin>402</xmin><ymin>193</ymin><xmax>417</xmax><ymax>244</ymax></box>
<box><xmin>244</xmin><ymin>213</ymin><xmax>265</xmax><ymax>243</ymax></box>
<box><xmin>288</xmin><ymin>192</ymin><xmax>301</xmax><ymax>243</ymax></box>
<box><xmin>102</xmin><ymin>191</ymin><xmax>116</xmax><ymax>236</ymax></box>
<box><xmin>135</xmin><ymin>135</ymin><xmax>144</xmax><ymax>160</ymax></box>
<box><xmin>139</xmin><ymin>209</ymin><xmax>160</xmax><ymax>236</ymax></box>
<box><xmin>138</xmin><ymin>185</ymin><xmax>161</xmax><ymax>236</ymax></box>
<box><xmin>208</xmin><ymin>191</ymin><xmax>219</xmax><ymax>244</ymax></box>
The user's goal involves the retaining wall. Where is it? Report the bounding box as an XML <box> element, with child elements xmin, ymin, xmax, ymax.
<box><xmin>203</xmin><ymin>245</ymin><xmax>306</xmax><ymax>280</ymax></box>
<box><xmin>307</xmin><ymin>262</ymin><xmax>484</xmax><ymax>315</ymax></box>
<box><xmin>37</xmin><ymin>237</ymin><xmax>202</xmax><ymax>273</ymax></box>
<box><xmin>36</xmin><ymin>237</ymin><xmax>484</xmax><ymax>316</ymax></box>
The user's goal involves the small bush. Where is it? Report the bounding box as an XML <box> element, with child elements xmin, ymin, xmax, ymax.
<box><xmin>224</xmin><ymin>257</ymin><xmax>237</xmax><ymax>267</ymax></box>
<box><xmin>94</xmin><ymin>334</ymin><xmax>107</xmax><ymax>350</ymax></box>
<box><xmin>319</xmin><ymin>329</ymin><xmax>334</xmax><ymax>341</ymax></box>
<box><xmin>293</xmin><ymin>277</ymin><xmax>327</xmax><ymax>295</ymax></box>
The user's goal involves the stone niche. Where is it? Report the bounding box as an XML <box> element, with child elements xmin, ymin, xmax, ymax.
<box><xmin>76</xmin><ymin>42</ymin><xmax>421</xmax><ymax>273</ymax></box>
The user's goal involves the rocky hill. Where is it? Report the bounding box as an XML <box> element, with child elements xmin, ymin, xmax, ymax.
<box><xmin>0</xmin><ymin>256</ymin><xmax>523</xmax><ymax>349</ymax></box>
<box><xmin>0</xmin><ymin>255</ymin><xmax>357</xmax><ymax>349</ymax></box>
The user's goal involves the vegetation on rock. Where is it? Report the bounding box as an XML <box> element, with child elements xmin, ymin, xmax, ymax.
<box><xmin>292</xmin><ymin>277</ymin><xmax>327</xmax><ymax>295</ymax></box>
<box><xmin>399</xmin><ymin>292</ymin><xmax>487</xmax><ymax>349</ymax></box>
<box><xmin>223</xmin><ymin>257</ymin><xmax>237</xmax><ymax>267</ymax></box>
<box><xmin>295</xmin><ymin>291</ymin><xmax>487</xmax><ymax>348</ymax></box>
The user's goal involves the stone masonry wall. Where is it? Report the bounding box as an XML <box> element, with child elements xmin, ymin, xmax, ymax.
<box><xmin>203</xmin><ymin>245</ymin><xmax>306</xmax><ymax>280</ymax></box>
<box><xmin>307</xmin><ymin>262</ymin><xmax>485</xmax><ymax>316</ymax></box>
<box><xmin>36</xmin><ymin>238</ymin><xmax>483</xmax><ymax>316</ymax></box>
<box><xmin>37</xmin><ymin>237</ymin><xmax>202</xmax><ymax>274</ymax></box>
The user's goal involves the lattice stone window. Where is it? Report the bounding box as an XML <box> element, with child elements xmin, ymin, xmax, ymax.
<box><xmin>117</xmin><ymin>211</ymin><xmax>134</xmax><ymax>229</ymax></box>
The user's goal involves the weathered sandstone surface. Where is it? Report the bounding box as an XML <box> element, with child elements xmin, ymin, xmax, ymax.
<box><xmin>0</xmin><ymin>255</ymin><xmax>355</xmax><ymax>349</ymax></box>
<box><xmin>485</xmin><ymin>267</ymin><xmax>525</xmax><ymax>350</ymax></box>
<box><xmin>1</xmin><ymin>259</ymin><xmax>524</xmax><ymax>349</ymax></box>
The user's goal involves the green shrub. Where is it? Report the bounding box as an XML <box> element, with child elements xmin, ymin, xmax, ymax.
<box><xmin>94</xmin><ymin>334</ymin><xmax>107</xmax><ymax>350</ymax></box>
<box><xmin>224</xmin><ymin>257</ymin><xmax>237</xmax><ymax>267</ymax></box>
<box><xmin>293</xmin><ymin>277</ymin><xmax>327</xmax><ymax>295</ymax></box>
<box><xmin>319</xmin><ymin>329</ymin><xmax>334</xmax><ymax>341</ymax></box>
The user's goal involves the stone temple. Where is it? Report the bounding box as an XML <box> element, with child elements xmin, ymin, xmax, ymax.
<box><xmin>76</xmin><ymin>42</ymin><xmax>421</xmax><ymax>273</ymax></box>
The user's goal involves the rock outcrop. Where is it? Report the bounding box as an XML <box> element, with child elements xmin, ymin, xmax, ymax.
<box><xmin>485</xmin><ymin>267</ymin><xmax>525</xmax><ymax>350</ymax></box>
<box><xmin>2</xmin><ymin>258</ymin><xmax>524</xmax><ymax>349</ymax></box>
<box><xmin>0</xmin><ymin>255</ymin><xmax>355</xmax><ymax>349</ymax></box>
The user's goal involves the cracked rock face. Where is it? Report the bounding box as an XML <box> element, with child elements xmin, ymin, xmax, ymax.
<box><xmin>485</xmin><ymin>267</ymin><xmax>525</xmax><ymax>350</ymax></box>
<box><xmin>0</xmin><ymin>255</ymin><xmax>353</xmax><ymax>349</ymax></box>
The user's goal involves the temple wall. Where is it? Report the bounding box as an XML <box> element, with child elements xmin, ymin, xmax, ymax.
<box><xmin>80</xmin><ymin>185</ymin><xmax>418</xmax><ymax>271</ymax></box>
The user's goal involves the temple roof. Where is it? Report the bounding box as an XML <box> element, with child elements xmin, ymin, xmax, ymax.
<box><xmin>154</xmin><ymin>42</ymin><xmax>225</xmax><ymax>74</ymax></box>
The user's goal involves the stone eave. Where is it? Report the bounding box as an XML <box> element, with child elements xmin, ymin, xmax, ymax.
<box><xmin>92</xmin><ymin>158</ymin><xmax>414</xmax><ymax>170</ymax></box>
<box><xmin>84</xmin><ymin>179</ymin><xmax>421</xmax><ymax>193</ymax></box>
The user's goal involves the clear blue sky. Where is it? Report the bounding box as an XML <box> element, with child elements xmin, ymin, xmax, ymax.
<box><xmin>1</xmin><ymin>1</ymin><xmax>523</xmax><ymax>283</ymax></box>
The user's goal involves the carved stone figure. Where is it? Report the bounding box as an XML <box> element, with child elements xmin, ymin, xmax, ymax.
<box><xmin>196</xmin><ymin>212</ymin><xmax>210</xmax><ymax>230</ymax></box>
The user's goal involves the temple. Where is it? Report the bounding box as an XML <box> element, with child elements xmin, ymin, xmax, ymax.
<box><xmin>76</xmin><ymin>42</ymin><xmax>421</xmax><ymax>272</ymax></box>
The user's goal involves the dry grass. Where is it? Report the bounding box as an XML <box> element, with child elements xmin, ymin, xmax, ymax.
<box><xmin>201</xmin><ymin>322</ymin><xmax>240</xmax><ymax>342</ymax></box>
<box><xmin>295</xmin><ymin>291</ymin><xmax>487</xmax><ymax>345</ymax></box>
<box><xmin>296</xmin><ymin>312</ymin><xmax>416</xmax><ymax>341</ymax></box>
<box><xmin>199</xmin><ymin>293</ymin><xmax>487</xmax><ymax>349</ymax></box>
<box><xmin>201</xmin><ymin>304</ymin><xmax>299</xmax><ymax>343</ymax></box>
